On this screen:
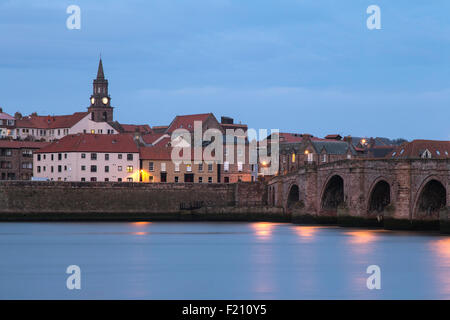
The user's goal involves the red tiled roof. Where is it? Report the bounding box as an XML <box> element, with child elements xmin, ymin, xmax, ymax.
<box><xmin>0</xmin><ymin>140</ymin><xmax>50</xmax><ymax>149</ymax></box>
<box><xmin>120</xmin><ymin>124</ymin><xmax>152</xmax><ymax>134</ymax></box>
<box><xmin>325</xmin><ymin>134</ymin><xmax>342</xmax><ymax>140</ymax></box>
<box><xmin>0</xmin><ymin>112</ymin><xmax>14</xmax><ymax>121</ymax></box>
<box><xmin>166</xmin><ymin>113</ymin><xmax>213</xmax><ymax>133</ymax></box>
<box><xmin>36</xmin><ymin>134</ymin><xmax>139</xmax><ymax>153</ymax></box>
<box><xmin>16</xmin><ymin>112</ymin><xmax>89</xmax><ymax>129</ymax></box>
<box><xmin>142</xmin><ymin>133</ymin><xmax>167</xmax><ymax>145</ymax></box>
<box><xmin>389</xmin><ymin>140</ymin><xmax>450</xmax><ymax>159</ymax></box>
<box><xmin>139</xmin><ymin>145</ymin><xmax>172</xmax><ymax>160</ymax></box>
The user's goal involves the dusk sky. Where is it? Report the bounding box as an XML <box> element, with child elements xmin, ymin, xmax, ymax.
<box><xmin>0</xmin><ymin>0</ymin><xmax>449</xmax><ymax>140</ymax></box>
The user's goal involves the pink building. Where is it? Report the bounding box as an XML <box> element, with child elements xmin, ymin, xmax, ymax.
<box><xmin>33</xmin><ymin>134</ymin><xmax>139</xmax><ymax>182</ymax></box>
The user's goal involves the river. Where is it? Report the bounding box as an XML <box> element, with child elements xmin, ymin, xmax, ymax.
<box><xmin>0</xmin><ymin>221</ymin><xmax>449</xmax><ymax>299</ymax></box>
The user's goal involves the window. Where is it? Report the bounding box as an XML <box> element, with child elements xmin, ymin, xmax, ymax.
<box><xmin>118</xmin><ymin>166</ymin><xmax>123</xmax><ymax>172</ymax></box>
<box><xmin>81</xmin><ymin>178</ymin><xmax>86</xmax><ymax>182</ymax></box>
<box><xmin>64</xmin><ymin>154</ymin><xmax>67</xmax><ymax>159</ymax></box>
<box><xmin>58</xmin><ymin>165</ymin><xmax>62</xmax><ymax>172</ymax></box>
<box><xmin>91</xmin><ymin>165</ymin><xmax>97</xmax><ymax>172</ymax></box>
<box><xmin>105</xmin><ymin>166</ymin><xmax>109</xmax><ymax>173</ymax></box>
<box><xmin>105</xmin><ymin>178</ymin><xmax>109</xmax><ymax>182</ymax></box>
<box><xmin>238</xmin><ymin>162</ymin><xmax>243</xmax><ymax>172</ymax></box>
<box><xmin>208</xmin><ymin>163</ymin><xmax>213</xmax><ymax>172</ymax></box>
<box><xmin>58</xmin><ymin>153</ymin><xmax>62</xmax><ymax>161</ymax></box>
<box><xmin>224</xmin><ymin>162</ymin><xmax>229</xmax><ymax>172</ymax></box>
<box><xmin>127</xmin><ymin>154</ymin><xmax>133</xmax><ymax>161</ymax></box>
<box><xmin>149</xmin><ymin>162</ymin><xmax>154</xmax><ymax>171</ymax></box>
<box><xmin>37</xmin><ymin>154</ymin><xmax>41</xmax><ymax>161</ymax></box>
<box><xmin>208</xmin><ymin>177</ymin><xmax>212</xmax><ymax>183</ymax></box>
<box><xmin>174</xmin><ymin>163</ymin><xmax>180</xmax><ymax>172</ymax></box>
<box><xmin>91</xmin><ymin>153</ymin><xmax>97</xmax><ymax>160</ymax></box>
<box><xmin>81</xmin><ymin>153</ymin><xmax>86</xmax><ymax>159</ymax></box>
<box><xmin>308</xmin><ymin>153</ymin><xmax>314</xmax><ymax>162</ymax></box>
<box><xmin>161</xmin><ymin>162</ymin><xmax>166</xmax><ymax>172</ymax></box>
<box><xmin>51</xmin><ymin>166</ymin><xmax>54</xmax><ymax>173</ymax></box>
<box><xmin>51</xmin><ymin>154</ymin><xmax>54</xmax><ymax>161</ymax></box>
<box><xmin>292</xmin><ymin>153</ymin><xmax>296</xmax><ymax>163</ymax></box>
<box><xmin>224</xmin><ymin>177</ymin><xmax>229</xmax><ymax>183</ymax></box>
<box><xmin>198</xmin><ymin>177</ymin><xmax>203</xmax><ymax>183</ymax></box>
<box><xmin>118</xmin><ymin>154</ymin><xmax>123</xmax><ymax>160</ymax></box>
<box><xmin>198</xmin><ymin>163</ymin><xmax>203</xmax><ymax>171</ymax></box>
<box><xmin>126</xmin><ymin>166</ymin><xmax>133</xmax><ymax>173</ymax></box>
<box><xmin>90</xmin><ymin>177</ymin><xmax>97</xmax><ymax>182</ymax></box>
<box><xmin>174</xmin><ymin>176</ymin><xmax>179</xmax><ymax>183</ymax></box>
<box><xmin>127</xmin><ymin>178</ymin><xmax>133</xmax><ymax>182</ymax></box>
<box><xmin>81</xmin><ymin>165</ymin><xmax>86</xmax><ymax>171</ymax></box>
<box><xmin>118</xmin><ymin>178</ymin><xmax>122</xmax><ymax>182</ymax></box>
<box><xmin>186</xmin><ymin>164</ymin><xmax>192</xmax><ymax>172</ymax></box>
<box><xmin>105</xmin><ymin>154</ymin><xmax>109</xmax><ymax>161</ymax></box>
<box><xmin>322</xmin><ymin>154</ymin><xmax>327</xmax><ymax>162</ymax></box>
<box><xmin>64</xmin><ymin>166</ymin><xmax>67</xmax><ymax>171</ymax></box>
<box><xmin>91</xmin><ymin>129</ymin><xmax>95</xmax><ymax>134</ymax></box>
<box><xmin>37</xmin><ymin>166</ymin><xmax>41</xmax><ymax>173</ymax></box>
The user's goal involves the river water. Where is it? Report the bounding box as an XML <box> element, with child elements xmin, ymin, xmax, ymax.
<box><xmin>0</xmin><ymin>221</ymin><xmax>449</xmax><ymax>299</ymax></box>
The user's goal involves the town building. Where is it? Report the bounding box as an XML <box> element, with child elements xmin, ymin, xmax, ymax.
<box><xmin>388</xmin><ymin>140</ymin><xmax>450</xmax><ymax>159</ymax></box>
<box><xmin>33</xmin><ymin>134</ymin><xmax>140</xmax><ymax>182</ymax></box>
<box><xmin>139</xmin><ymin>138</ymin><xmax>220</xmax><ymax>183</ymax></box>
<box><xmin>0</xmin><ymin>109</ymin><xmax>16</xmax><ymax>139</ymax></box>
<box><xmin>0</xmin><ymin>140</ymin><xmax>49</xmax><ymax>180</ymax></box>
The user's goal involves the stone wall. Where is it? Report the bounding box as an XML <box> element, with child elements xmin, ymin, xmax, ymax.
<box><xmin>0</xmin><ymin>181</ymin><xmax>272</xmax><ymax>220</ymax></box>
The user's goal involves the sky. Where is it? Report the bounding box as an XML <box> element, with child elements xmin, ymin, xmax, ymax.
<box><xmin>0</xmin><ymin>0</ymin><xmax>449</xmax><ymax>140</ymax></box>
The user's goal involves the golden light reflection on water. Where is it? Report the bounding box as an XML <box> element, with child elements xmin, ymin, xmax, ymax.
<box><xmin>430</xmin><ymin>237</ymin><xmax>450</xmax><ymax>297</ymax></box>
<box><xmin>130</xmin><ymin>221</ymin><xmax>152</xmax><ymax>236</ymax></box>
<box><xmin>251</xmin><ymin>222</ymin><xmax>277</xmax><ymax>240</ymax></box>
<box><xmin>345</xmin><ymin>231</ymin><xmax>377</xmax><ymax>244</ymax></box>
<box><xmin>294</xmin><ymin>226</ymin><xmax>321</xmax><ymax>241</ymax></box>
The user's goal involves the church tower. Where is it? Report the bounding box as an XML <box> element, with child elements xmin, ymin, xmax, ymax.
<box><xmin>88</xmin><ymin>58</ymin><xmax>114</xmax><ymax>122</ymax></box>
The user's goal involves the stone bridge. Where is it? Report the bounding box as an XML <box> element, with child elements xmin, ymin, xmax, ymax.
<box><xmin>267</xmin><ymin>159</ymin><xmax>449</xmax><ymax>228</ymax></box>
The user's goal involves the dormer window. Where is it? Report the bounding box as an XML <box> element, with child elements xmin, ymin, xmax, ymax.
<box><xmin>400</xmin><ymin>149</ymin><xmax>404</xmax><ymax>155</ymax></box>
<box><xmin>436</xmin><ymin>150</ymin><xmax>440</xmax><ymax>155</ymax></box>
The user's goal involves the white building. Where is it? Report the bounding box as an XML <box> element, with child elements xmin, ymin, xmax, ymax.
<box><xmin>0</xmin><ymin>109</ymin><xmax>16</xmax><ymax>139</ymax></box>
<box><xmin>33</xmin><ymin>133</ymin><xmax>140</xmax><ymax>182</ymax></box>
<box><xmin>15</xmin><ymin>112</ymin><xmax>117</xmax><ymax>141</ymax></box>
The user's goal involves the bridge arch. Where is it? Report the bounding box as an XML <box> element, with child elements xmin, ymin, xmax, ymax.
<box><xmin>287</xmin><ymin>184</ymin><xmax>300</xmax><ymax>209</ymax></box>
<box><xmin>414</xmin><ymin>176</ymin><xmax>447</xmax><ymax>219</ymax></box>
<box><xmin>320</xmin><ymin>174</ymin><xmax>345</xmax><ymax>212</ymax></box>
<box><xmin>367</xmin><ymin>178</ymin><xmax>391</xmax><ymax>215</ymax></box>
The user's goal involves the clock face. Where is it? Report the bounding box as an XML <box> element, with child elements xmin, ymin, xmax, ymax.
<box><xmin>90</xmin><ymin>97</ymin><xmax>95</xmax><ymax>104</ymax></box>
<box><xmin>102</xmin><ymin>97</ymin><xmax>108</xmax><ymax>105</ymax></box>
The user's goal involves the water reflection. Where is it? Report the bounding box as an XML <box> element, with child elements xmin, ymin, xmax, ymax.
<box><xmin>251</xmin><ymin>222</ymin><xmax>276</xmax><ymax>240</ymax></box>
<box><xmin>293</xmin><ymin>226</ymin><xmax>320</xmax><ymax>242</ymax></box>
<box><xmin>130</xmin><ymin>221</ymin><xmax>152</xmax><ymax>236</ymax></box>
<box><xmin>345</xmin><ymin>230</ymin><xmax>377</xmax><ymax>245</ymax></box>
<box><xmin>430</xmin><ymin>238</ymin><xmax>450</xmax><ymax>298</ymax></box>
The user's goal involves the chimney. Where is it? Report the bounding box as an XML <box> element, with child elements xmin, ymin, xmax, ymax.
<box><xmin>344</xmin><ymin>135</ymin><xmax>352</xmax><ymax>144</ymax></box>
<box><xmin>0</xmin><ymin>107</ymin><xmax>3</xmax><ymax>113</ymax></box>
<box><xmin>221</xmin><ymin>116</ymin><xmax>234</xmax><ymax>124</ymax></box>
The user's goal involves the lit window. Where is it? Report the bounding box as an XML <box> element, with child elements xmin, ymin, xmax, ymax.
<box><xmin>91</xmin><ymin>129</ymin><xmax>95</xmax><ymax>134</ymax></box>
<box><xmin>126</xmin><ymin>166</ymin><xmax>133</xmax><ymax>173</ymax></box>
<box><xmin>161</xmin><ymin>162</ymin><xmax>166</xmax><ymax>172</ymax></box>
<box><xmin>292</xmin><ymin>153</ymin><xmax>296</xmax><ymax>163</ymax></box>
<box><xmin>224</xmin><ymin>162</ymin><xmax>229</xmax><ymax>172</ymax></box>
<box><xmin>186</xmin><ymin>164</ymin><xmax>192</xmax><ymax>172</ymax></box>
<box><xmin>238</xmin><ymin>162</ymin><xmax>243</xmax><ymax>172</ymax></box>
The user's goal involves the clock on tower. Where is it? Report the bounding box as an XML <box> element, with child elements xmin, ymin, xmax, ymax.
<box><xmin>87</xmin><ymin>58</ymin><xmax>114</xmax><ymax>122</ymax></box>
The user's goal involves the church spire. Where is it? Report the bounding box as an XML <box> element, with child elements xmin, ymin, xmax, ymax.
<box><xmin>96</xmin><ymin>58</ymin><xmax>105</xmax><ymax>80</ymax></box>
